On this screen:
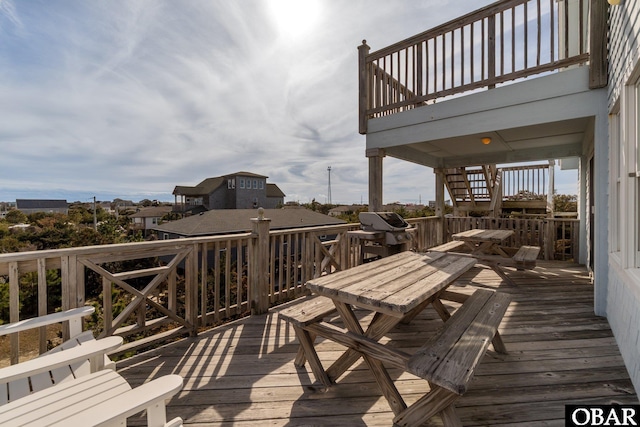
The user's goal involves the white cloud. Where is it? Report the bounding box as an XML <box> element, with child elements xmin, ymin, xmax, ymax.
<box><xmin>4</xmin><ymin>0</ymin><xmax>571</xmax><ymax>206</ymax></box>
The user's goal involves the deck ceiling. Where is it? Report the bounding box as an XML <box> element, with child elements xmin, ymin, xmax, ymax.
<box><xmin>365</xmin><ymin>67</ymin><xmax>605</xmax><ymax>169</ymax></box>
<box><xmin>387</xmin><ymin>116</ymin><xmax>592</xmax><ymax>168</ymax></box>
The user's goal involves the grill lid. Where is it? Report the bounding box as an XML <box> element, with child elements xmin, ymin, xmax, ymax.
<box><xmin>358</xmin><ymin>212</ymin><xmax>409</xmax><ymax>232</ymax></box>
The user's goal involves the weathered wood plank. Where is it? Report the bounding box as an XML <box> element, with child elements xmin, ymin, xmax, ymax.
<box><xmin>116</xmin><ymin>261</ymin><xmax>637</xmax><ymax>427</ymax></box>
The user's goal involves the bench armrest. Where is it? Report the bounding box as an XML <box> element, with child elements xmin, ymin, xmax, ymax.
<box><xmin>0</xmin><ymin>306</ymin><xmax>95</xmax><ymax>338</ymax></box>
<box><xmin>59</xmin><ymin>374</ymin><xmax>184</xmax><ymax>427</ymax></box>
<box><xmin>0</xmin><ymin>336</ymin><xmax>122</xmax><ymax>384</ymax></box>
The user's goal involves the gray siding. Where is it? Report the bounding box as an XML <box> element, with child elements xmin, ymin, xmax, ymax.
<box><xmin>236</xmin><ymin>177</ymin><xmax>267</xmax><ymax>209</ymax></box>
<box><xmin>607</xmin><ymin>1</ymin><xmax>640</xmax><ymax>394</ymax></box>
<box><xmin>607</xmin><ymin>264</ymin><xmax>640</xmax><ymax>391</ymax></box>
<box><xmin>608</xmin><ymin>1</ymin><xmax>640</xmax><ymax>110</ymax></box>
<box><xmin>263</xmin><ymin>197</ymin><xmax>283</xmax><ymax>209</ymax></box>
<box><xmin>208</xmin><ymin>187</ymin><xmax>228</xmax><ymax>209</ymax></box>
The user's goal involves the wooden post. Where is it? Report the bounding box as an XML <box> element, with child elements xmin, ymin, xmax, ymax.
<box><xmin>359</xmin><ymin>41</ymin><xmax>371</xmax><ymax>135</ymax></box>
<box><xmin>435</xmin><ymin>168</ymin><xmax>445</xmax><ymax>245</ymax></box>
<box><xmin>200</xmin><ymin>243</ymin><xmax>209</xmax><ymax>326</ymax></box>
<box><xmin>37</xmin><ymin>258</ymin><xmax>48</xmax><ymax>354</ymax></box>
<box><xmin>185</xmin><ymin>244</ymin><xmax>199</xmax><ymax>335</ymax></box>
<box><xmin>589</xmin><ymin>0</ymin><xmax>608</xmax><ymax>89</ymax></box>
<box><xmin>487</xmin><ymin>14</ymin><xmax>496</xmax><ymax>89</ymax></box>
<box><xmin>251</xmin><ymin>209</ymin><xmax>271</xmax><ymax>315</ymax></box>
<box><xmin>61</xmin><ymin>255</ymin><xmax>71</xmax><ymax>340</ymax></box>
<box><xmin>367</xmin><ymin>148</ymin><xmax>385</xmax><ymax>212</ymax></box>
<box><xmin>544</xmin><ymin>219</ymin><xmax>553</xmax><ymax>261</ymax></box>
<box><xmin>547</xmin><ymin>159</ymin><xmax>555</xmax><ymax>215</ymax></box>
<box><xmin>9</xmin><ymin>261</ymin><xmax>19</xmax><ymax>364</ymax></box>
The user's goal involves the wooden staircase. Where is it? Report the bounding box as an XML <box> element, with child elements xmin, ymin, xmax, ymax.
<box><xmin>442</xmin><ymin>165</ymin><xmax>502</xmax><ymax>216</ymax></box>
<box><xmin>442</xmin><ymin>163</ymin><xmax>553</xmax><ymax>217</ymax></box>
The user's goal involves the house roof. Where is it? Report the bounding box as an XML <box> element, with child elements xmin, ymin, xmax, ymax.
<box><xmin>266</xmin><ymin>183</ymin><xmax>285</xmax><ymax>198</ymax></box>
<box><xmin>227</xmin><ymin>171</ymin><xmax>267</xmax><ymax>179</ymax></box>
<box><xmin>129</xmin><ymin>206</ymin><xmax>173</xmax><ymax>218</ymax></box>
<box><xmin>16</xmin><ymin>199</ymin><xmax>68</xmax><ymax>209</ymax></box>
<box><xmin>173</xmin><ymin>172</ymin><xmax>270</xmax><ymax>196</ymax></box>
<box><xmin>153</xmin><ymin>208</ymin><xmax>346</xmax><ymax>237</ymax></box>
<box><xmin>173</xmin><ymin>177</ymin><xmax>225</xmax><ymax>196</ymax></box>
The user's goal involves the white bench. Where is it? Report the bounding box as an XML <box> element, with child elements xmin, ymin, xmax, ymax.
<box><xmin>0</xmin><ymin>367</ymin><xmax>183</xmax><ymax>427</ymax></box>
<box><xmin>0</xmin><ymin>306</ymin><xmax>116</xmax><ymax>404</ymax></box>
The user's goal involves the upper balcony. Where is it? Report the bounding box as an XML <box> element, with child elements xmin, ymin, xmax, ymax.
<box><xmin>359</xmin><ymin>0</ymin><xmax>608</xmax><ymax>169</ymax></box>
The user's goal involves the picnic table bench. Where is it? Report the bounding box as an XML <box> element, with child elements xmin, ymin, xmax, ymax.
<box><xmin>279</xmin><ymin>295</ymin><xmax>337</xmax><ymax>386</ymax></box>
<box><xmin>395</xmin><ymin>288</ymin><xmax>510</xmax><ymax>426</ymax></box>
<box><xmin>512</xmin><ymin>245</ymin><xmax>541</xmax><ymax>270</ymax></box>
<box><xmin>429</xmin><ymin>240</ymin><xmax>467</xmax><ymax>253</ymax></box>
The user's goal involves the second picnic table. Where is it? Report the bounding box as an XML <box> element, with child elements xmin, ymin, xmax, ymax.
<box><xmin>451</xmin><ymin>228</ymin><xmax>514</xmax><ymax>257</ymax></box>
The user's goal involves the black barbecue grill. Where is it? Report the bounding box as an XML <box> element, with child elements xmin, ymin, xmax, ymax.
<box><xmin>358</xmin><ymin>212</ymin><xmax>413</xmax><ymax>246</ymax></box>
<box><xmin>348</xmin><ymin>212</ymin><xmax>414</xmax><ymax>260</ymax></box>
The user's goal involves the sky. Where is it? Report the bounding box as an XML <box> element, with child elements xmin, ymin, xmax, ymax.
<box><xmin>0</xmin><ymin>0</ymin><xmax>578</xmax><ymax>205</ymax></box>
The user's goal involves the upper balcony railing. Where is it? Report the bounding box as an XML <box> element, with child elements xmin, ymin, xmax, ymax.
<box><xmin>358</xmin><ymin>0</ymin><xmax>607</xmax><ymax>134</ymax></box>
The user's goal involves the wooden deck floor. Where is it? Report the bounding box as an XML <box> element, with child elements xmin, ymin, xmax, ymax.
<box><xmin>117</xmin><ymin>261</ymin><xmax>638</xmax><ymax>426</ymax></box>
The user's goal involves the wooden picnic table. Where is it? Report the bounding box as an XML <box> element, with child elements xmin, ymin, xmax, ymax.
<box><xmin>303</xmin><ymin>251</ymin><xmax>480</xmax><ymax>421</ymax></box>
<box><xmin>450</xmin><ymin>229</ymin><xmax>541</xmax><ymax>286</ymax></box>
<box><xmin>452</xmin><ymin>229</ymin><xmax>514</xmax><ymax>257</ymax></box>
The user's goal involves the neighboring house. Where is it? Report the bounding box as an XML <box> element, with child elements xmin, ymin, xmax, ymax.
<box><xmin>328</xmin><ymin>205</ymin><xmax>363</xmax><ymax>217</ymax></box>
<box><xmin>173</xmin><ymin>172</ymin><xmax>285</xmax><ymax>214</ymax></box>
<box><xmin>98</xmin><ymin>202</ymin><xmax>114</xmax><ymax>214</ymax></box>
<box><xmin>153</xmin><ymin>207</ymin><xmax>346</xmax><ymax>239</ymax></box>
<box><xmin>358</xmin><ymin>0</ymin><xmax>640</xmax><ymax>391</ymax></box>
<box><xmin>15</xmin><ymin>199</ymin><xmax>68</xmax><ymax>215</ymax></box>
<box><xmin>129</xmin><ymin>206</ymin><xmax>173</xmax><ymax>236</ymax></box>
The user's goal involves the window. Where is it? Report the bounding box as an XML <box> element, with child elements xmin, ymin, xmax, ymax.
<box><xmin>259</xmin><ymin>180</ymin><xmax>264</xmax><ymax>190</ymax></box>
<box><xmin>611</xmin><ymin>111</ymin><xmax>622</xmax><ymax>253</ymax></box>
<box><xmin>253</xmin><ymin>179</ymin><xmax>258</xmax><ymax>189</ymax></box>
<box><xmin>622</xmin><ymin>77</ymin><xmax>640</xmax><ymax>268</ymax></box>
<box><xmin>635</xmin><ymin>82</ymin><xmax>640</xmax><ymax>267</ymax></box>
<box><xmin>227</xmin><ymin>178</ymin><xmax>235</xmax><ymax>189</ymax></box>
<box><xmin>239</xmin><ymin>178</ymin><xmax>245</xmax><ymax>189</ymax></box>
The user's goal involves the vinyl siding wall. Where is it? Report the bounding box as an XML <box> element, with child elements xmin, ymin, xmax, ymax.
<box><xmin>607</xmin><ymin>0</ymin><xmax>640</xmax><ymax>394</ymax></box>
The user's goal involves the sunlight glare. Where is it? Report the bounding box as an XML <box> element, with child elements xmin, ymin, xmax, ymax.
<box><xmin>268</xmin><ymin>0</ymin><xmax>322</xmax><ymax>39</ymax></box>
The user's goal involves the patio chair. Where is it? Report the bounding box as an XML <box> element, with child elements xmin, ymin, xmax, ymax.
<box><xmin>0</xmin><ymin>306</ymin><xmax>117</xmax><ymax>404</ymax></box>
<box><xmin>0</xmin><ymin>352</ymin><xmax>183</xmax><ymax>426</ymax></box>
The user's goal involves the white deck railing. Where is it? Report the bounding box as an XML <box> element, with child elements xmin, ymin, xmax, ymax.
<box><xmin>0</xmin><ymin>214</ymin><xmax>578</xmax><ymax>362</ymax></box>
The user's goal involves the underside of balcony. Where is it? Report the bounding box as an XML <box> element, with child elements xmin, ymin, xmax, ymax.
<box><xmin>117</xmin><ymin>260</ymin><xmax>637</xmax><ymax>426</ymax></box>
<box><xmin>365</xmin><ymin>66</ymin><xmax>604</xmax><ymax>169</ymax></box>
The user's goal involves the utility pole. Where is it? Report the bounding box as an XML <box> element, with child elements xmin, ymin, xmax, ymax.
<box><xmin>327</xmin><ymin>166</ymin><xmax>332</xmax><ymax>205</ymax></box>
<box><xmin>93</xmin><ymin>196</ymin><xmax>97</xmax><ymax>231</ymax></box>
